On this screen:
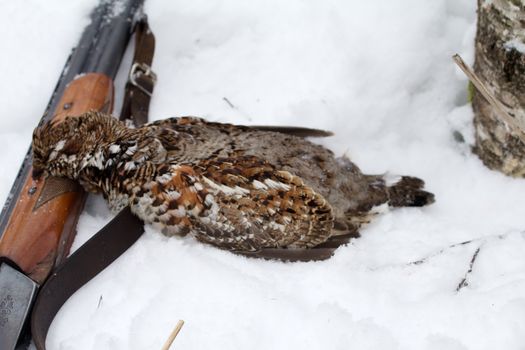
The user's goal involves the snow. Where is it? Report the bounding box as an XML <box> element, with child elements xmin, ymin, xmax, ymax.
<box><xmin>2</xmin><ymin>0</ymin><xmax>525</xmax><ymax>349</ymax></box>
<box><xmin>505</xmin><ymin>38</ymin><xmax>525</xmax><ymax>54</ymax></box>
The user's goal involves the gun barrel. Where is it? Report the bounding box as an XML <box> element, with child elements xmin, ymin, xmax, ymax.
<box><xmin>85</xmin><ymin>0</ymin><xmax>143</xmax><ymax>77</ymax></box>
<box><xmin>44</xmin><ymin>0</ymin><xmax>143</xmax><ymax>124</ymax></box>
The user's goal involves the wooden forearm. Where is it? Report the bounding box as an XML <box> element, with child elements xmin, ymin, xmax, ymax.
<box><xmin>0</xmin><ymin>73</ymin><xmax>113</xmax><ymax>284</ymax></box>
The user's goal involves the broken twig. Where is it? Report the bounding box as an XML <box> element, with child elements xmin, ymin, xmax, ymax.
<box><xmin>223</xmin><ymin>97</ymin><xmax>236</xmax><ymax>109</ymax></box>
<box><xmin>456</xmin><ymin>245</ymin><xmax>482</xmax><ymax>292</ymax></box>
<box><xmin>161</xmin><ymin>320</ymin><xmax>185</xmax><ymax>350</ymax></box>
<box><xmin>408</xmin><ymin>238</ymin><xmax>476</xmax><ymax>266</ymax></box>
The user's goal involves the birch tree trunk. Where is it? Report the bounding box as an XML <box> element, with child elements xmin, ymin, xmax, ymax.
<box><xmin>472</xmin><ymin>0</ymin><xmax>525</xmax><ymax>176</ymax></box>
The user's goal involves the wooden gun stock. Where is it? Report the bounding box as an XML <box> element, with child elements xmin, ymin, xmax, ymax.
<box><xmin>0</xmin><ymin>73</ymin><xmax>113</xmax><ymax>284</ymax></box>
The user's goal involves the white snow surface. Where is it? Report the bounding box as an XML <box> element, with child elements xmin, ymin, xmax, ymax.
<box><xmin>2</xmin><ymin>0</ymin><xmax>525</xmax><ymax>349</ymax></box>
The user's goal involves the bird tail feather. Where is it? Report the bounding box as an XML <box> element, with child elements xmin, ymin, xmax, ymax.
<box><xmin>386</xmin><ymin>176</ymin><xmax>434</xmax><ymax>207</ymax></box>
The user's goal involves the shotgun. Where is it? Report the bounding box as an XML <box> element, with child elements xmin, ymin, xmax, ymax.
<box><xmin>0</xmin><ymin>1</ymin><xmax>145</xmax><ymax>348</ymax></box>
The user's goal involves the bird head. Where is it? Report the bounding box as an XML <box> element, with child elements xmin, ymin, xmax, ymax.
<box><xmin>32</xmin><ymin>115</ymin><xmax>85</xmax><ymax>180</ymax></box>
<box><xmin>32</xmin><ymin>112</ymin><xmax>121</xmax><ymax>180</ymax></box>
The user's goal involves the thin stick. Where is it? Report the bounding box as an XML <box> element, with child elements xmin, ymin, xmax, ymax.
<box><xmin>161</xmin><ymin>320</ymin><xmax>185</xmax><ymax>350</ymax></box>
<box><xmin>456</xmin><ymin>245</ymin><xmax>482</xmax><ymax>292</ymax></box>
<box><xmin>452</xmin><ymin>54</ymin><xmax>525</xmax><ymax>142</ymax></box>
<box><xmin>223</xmin><ymin>97</ymin><xmax>236</xmax><ymax>109</ymax></box>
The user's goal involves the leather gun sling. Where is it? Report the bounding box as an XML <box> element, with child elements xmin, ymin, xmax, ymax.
<box><xmin>31</xmin><ymin>18</ymin><xmax>156</xmax><ymax>350</ymax></box>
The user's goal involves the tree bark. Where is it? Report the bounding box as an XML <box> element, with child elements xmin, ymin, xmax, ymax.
<box><xmin>472</xmin><ymin>0</ymin><xmax>525</xmax><ymax>176</ymax></box>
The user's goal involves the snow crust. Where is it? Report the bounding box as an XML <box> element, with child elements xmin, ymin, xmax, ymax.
<box><xmin>2</xmin><ymin>0</ymin><xmax>525</xmax><ymax>349</ymax></box>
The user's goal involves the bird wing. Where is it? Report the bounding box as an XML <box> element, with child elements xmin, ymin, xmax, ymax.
<box><xmin>247</xmin><ymin>125</ymin><xmax>333</xmax><ymax>138</ymax></box>
<box><xmin>146</xmin><ymin>116</ymin><xmax>333</xmax><ymax>138</ymax></box>
<box><xmin>188</xmin><ymin>155</ymin><xmax>334</xmax><ymax>252</ymax></box>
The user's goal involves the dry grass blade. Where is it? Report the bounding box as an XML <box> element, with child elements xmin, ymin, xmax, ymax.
<box><xmin>452</xmin><ymin>54</ymin><xmax>525</xmax><ymax>143</ymax></box>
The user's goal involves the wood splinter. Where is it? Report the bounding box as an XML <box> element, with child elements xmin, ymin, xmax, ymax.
<box><xmin>161</xmin><ymin>320</ymin><xmax>185</xmax><ymax>350</ymax></box>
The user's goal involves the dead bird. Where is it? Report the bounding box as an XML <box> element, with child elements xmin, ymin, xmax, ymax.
<box><xmin>32</xmin><ymin>112</ymin><xmax>434</xmax><ymax>260</ymax></box>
